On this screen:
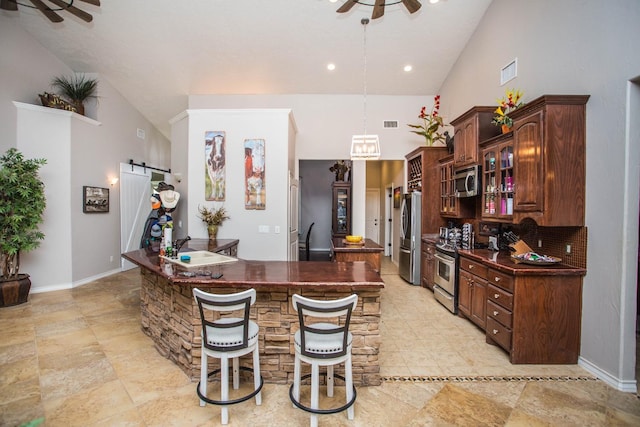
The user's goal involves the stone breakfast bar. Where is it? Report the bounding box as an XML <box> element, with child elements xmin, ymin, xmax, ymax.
<box><xmin>121</xmin><ymin>239</ymin><xmax>385</xmax><ymax>386</ymax></box>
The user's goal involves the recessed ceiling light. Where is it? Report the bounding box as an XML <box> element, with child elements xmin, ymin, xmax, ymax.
<box><xmin>404</xmin><ymin>65</ymin><xmax>413</xmax><ymax>72</ymax></box>
<box><xmin>329</xmin><ymin>0</ymin><xmax>338</xmax><ymax>3</ymax></box>
<box><xmin>429</xmin><ymin>0</ymin><xmax>440</xmax><ymax>4</ymax></box>
<box><xmin>327</xmin><ymin>63</ymin><xmax>336</xmax><ymax>71</ymax></box>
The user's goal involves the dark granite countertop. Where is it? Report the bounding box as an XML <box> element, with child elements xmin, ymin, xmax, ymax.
<box><xmin>457</xmin><ymin>249</ymin><xmax>586</xmax><ymax>276</ymax></box>
<box><xmin>122</xmin><ymin>239</ymin><xmax>384</xmax><ymax>290</ymax></box>
<box><xmin>331</xmin><ymin>237</ymin><xmax>384</xmax><ymax>253</ymax></box>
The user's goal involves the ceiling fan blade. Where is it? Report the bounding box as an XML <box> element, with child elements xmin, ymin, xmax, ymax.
<box><xmin>372</xmin><ymin>0</ymin><xmax>385</xmax><ymax>19</ymax></box>
<box><xmin>77</xmin><ymin>0</ymin><xmax>100</xmax><ymax>6</ymax></box>
<box><xmin>29</xmin><ymin>0</ymin><xmax>63</xmax><ymax>22</ymax></box>
<box><xmin>48</xmin><ymin>0</ymin><xmax>93</xmax><ymax>22</ymax></box>
<box><xmin>401</xmin><ymin>0</ymin><xmax>422</xmax><ymax>14</ymax></box>
<box><xmin>336</xmin><ymin>0</ymin><xmax>357</xmax><ymax>14</ymax></box>
<box><xmin>1</xmin><ymin>0</ymin><xmax>18</xmax><ymax>11</ymax></box>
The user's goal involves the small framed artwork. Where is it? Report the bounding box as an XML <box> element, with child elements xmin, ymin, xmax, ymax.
<box><xmin>393</xmin><ymin>187</ymin><xmax>402</xmax><ymax>209</ymax></box>
<box><xmin>83</xmin><ymin>186</ymin><xmax>109</xmax><ymax>213</ymax></box>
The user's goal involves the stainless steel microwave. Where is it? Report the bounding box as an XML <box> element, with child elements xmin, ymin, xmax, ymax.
<box><xmin>454</xmin><ymin>165</ymin><xmax>481</xmax><ymax>197</ymax></box>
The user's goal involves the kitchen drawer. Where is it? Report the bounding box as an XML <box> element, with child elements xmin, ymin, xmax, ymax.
<box><xmin>486</xmin><ymin>317</ymin><xmax>512</xmax><ymax>352</ymax></box>
<box><xmin>459</xmin><ymin>257</ymin><xmax>487</xmax><ymax>279</ymax></box>
<box><xmin>487</xmin><ymin>299</ymin><xmax>512</xmax><ymax>329</ymax></box>
<box><xmin>487</xmin><ymin>269</ymin><xmax>514</xmax><ymax>292</ymax></box>
<box><xmin>488</xmin><ymin>284</ymin><xmax>513</xmax><ymax>311</ymax></box>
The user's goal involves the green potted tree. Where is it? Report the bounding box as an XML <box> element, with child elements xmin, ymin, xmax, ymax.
<box><xmin>50</xmin><ymin>74</ymin><xmax>98</xmax><ymax>116</ymax></box>
<box><xmin>0</xmin><ymin>148</ymin><xmax>47</xmax><ymax>307</ymax></box>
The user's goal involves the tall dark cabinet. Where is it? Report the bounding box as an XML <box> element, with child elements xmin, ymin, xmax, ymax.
<box><xmin>331</xmin><ymin>182</ymin><xmax>351</xmax><ymax>237</ymax></box>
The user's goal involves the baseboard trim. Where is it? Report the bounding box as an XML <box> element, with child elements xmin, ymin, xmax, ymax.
<box><xmin>579</xmin><ymin>356</ymin><xmax>638</xmax><ymax>393</ymax></box>
<box><xmin>30</xmin><ymin>268</ymin><xmax>123</xmax><ymax>294</ymax></box>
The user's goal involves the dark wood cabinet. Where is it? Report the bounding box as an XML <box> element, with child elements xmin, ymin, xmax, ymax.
<box><xmin>331</xmin><ymin>182</ymin><xmax>351</xmax><ymax>237</ymax></box>
<box><xmin>420</xmin><ymin>238</ymin><xmax>436</xmax><ymax>290</ymax></box>
<box><xmin>458</xmin><ymin>257</ymin><xmax>488</xmax><ymax>330</ymax></box>
<box><xmin>480</xmin><ymin>133</ymin><xmax>514</xmax><ymax>221</ymax></box>
<box><xmin>459</xmin><ymin>251</ymin><xmax>585</xmax><ymax>365</ymax></box>
<box><xmin>405</xmin><ymin>146</ymin><xmax>448</xmax><ymax>233</ymax></box>
<box><xmin>439</xmin><ymin>154</ymin><xmax>476</xmax><ymax>218</ymax></box>
<box><xmin>485</xmin><ymin>266</ymin><xmax>583</xmax><ymax>364</ymax></box>
<box><xmin>510</xmin><ymin>95</ymin><xmax>589</xmax><ymax>226</ymax></box>
<box><xmin>451</xmin><ymin>106</ymin><xmax>500</xmax><ymax>168</ymax></box>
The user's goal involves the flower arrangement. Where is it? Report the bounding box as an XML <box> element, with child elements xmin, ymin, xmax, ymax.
<box><xmin>408</xmin><ymin>95</ymin><xmax>446</xmax><ymax>146</ymax></box>
<box><xmin>198</xmin><ymin>204</ymin><xmax>229</xmax><ymax>226</ymax></box>
<box><xmin>492</xmin><ymin>88</ymin><xmax>524</xmax><ymax>130</ymax></box>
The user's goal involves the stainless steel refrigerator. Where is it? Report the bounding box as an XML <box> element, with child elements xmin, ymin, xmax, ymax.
<box><xmin>399</xmin><ymin>192</ymin><xmax>421</xmax><ymax>285</ymax></box>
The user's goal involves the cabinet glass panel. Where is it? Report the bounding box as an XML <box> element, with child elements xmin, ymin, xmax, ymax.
<box><xmin>483</xmin><ymin>150</ymin><xmax>497</xmax><ymax>216</ymax></box>
<box><xmin>336</xmin><ymin>189</ymin><xmax>348</xmax><ymax>234</ymax></box>
<box><xmin>499</xmin><ymin>145</ymin><xmax>514</xmax><ymax>216</ymax></box>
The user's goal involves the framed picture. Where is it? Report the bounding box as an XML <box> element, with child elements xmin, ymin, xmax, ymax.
<box><xmin>244</xmin><ymin>139</ymin><xmax>266</xmax><ymax>210</ymax></box>
<box><xmin>83</xmin><ymin>186</ymin><xmax>109</xmax><ymax>213</ymax></box>
<box><xmin>205</xmin><ymin>131</ymin><xmax>226</xmax><ymax>201</ymax></box>
<box><xmin>393</xmin><ymin>187</ymin><xmax>402</xmax><ymax>209</ymax></box>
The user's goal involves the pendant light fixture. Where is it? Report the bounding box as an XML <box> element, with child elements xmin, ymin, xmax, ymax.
<box><xmin>350</xmin><ymin>18</ymin><xmax>381</xmax><ymax>160</ymax></box>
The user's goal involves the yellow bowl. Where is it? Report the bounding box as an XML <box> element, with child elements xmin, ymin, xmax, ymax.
<box><xmin>345</xmin><ymin>235</ymin><xmax>363</xmax><ymax>243</ymax></box>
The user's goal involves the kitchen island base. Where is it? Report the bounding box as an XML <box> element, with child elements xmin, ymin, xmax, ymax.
<box><xmin>137</xmin><ymin>266</ymin><xmax>382</xmax><ymax>387</ymax></box>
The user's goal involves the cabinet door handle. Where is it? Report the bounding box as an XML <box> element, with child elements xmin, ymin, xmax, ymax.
<box><xmin>493</xmin><ymin>329</ymin><xmax>499</xmax><ymax>335</ymax></box>
<box><xmin>468</xmin><ymin>264</ymin><xmax>474</xmax><ymax>269</ymax></box>
<box><xmin>494</xmin><ymin>277</ymin><xmax>500</xmax><ymax>282</ymax></box>
<box><xmin>493</xmin><ymin>311</ymin><xmax>499</xmax><ymax>316</ymax></box>
<box><xmin>494</xmin><ymin>293</ymin><xmax>500</xmax><ymax>299</ymax></box>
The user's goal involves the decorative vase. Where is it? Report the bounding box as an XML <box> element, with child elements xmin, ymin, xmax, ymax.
<box><xmin>501</xmin><ymin>124</ymin><xmax>512</xmax><ymax>134</ymax></box>
<box><xmin>0</xmin><ymin>274</ymin><xmax>31</xmax><ymax>307</ymax></box>
<box><xmin>207</xmin><ymin>224</ymin><xmax>218</xmax><ymax>240</ymax></box>
<box><xmin>424</xmin><ymin>135</ymin><xmax>433</xmax><ymax>146</ymax></box>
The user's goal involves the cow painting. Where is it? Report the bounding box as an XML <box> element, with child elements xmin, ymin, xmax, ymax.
<box><xmin>205</xmin><ymin>131</ymin><xmax>226</xmax><ymax>201</ymax></box>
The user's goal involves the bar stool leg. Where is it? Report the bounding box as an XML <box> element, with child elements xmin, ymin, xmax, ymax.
<box><xmin>311</xmin><ymin>363</ymin><xmax>319</xmax><ymax>427</ymax></box>
<box><xmin>221</xmin><ymin>357</ymin><xmax>229</xmax><ymax>425</ymax></box>
<box><xmin>199</xmin><ymin>349</ymin><xmax>207</xmax><ymax>407</ymax></box>
<box><xmin>326</xmin><ymin>365</ymin><xmax>334</xmax><ymax>397</ymax></box>
<box><xmin>346</xmin><ymin>355</ymin><xmax>354</xmax><ymax>420</ymax></box>
<box><xmin>292</xmin><ymin>353</ymin><xmax>301</xmax><ymax>408</ymax></box>
<box><xmin>232</xmin><ymin>357</ymin><xmax>240</xmax><ymax>390</ymax></box>
<box><xmin>253</xmin><ymin>346</ymin><xmax>262</xmax><ymax>405</ymax></box>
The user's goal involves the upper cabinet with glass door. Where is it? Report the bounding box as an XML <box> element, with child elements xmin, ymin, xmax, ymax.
<box><xmin>480</xmin><ymin>133</ymin><xmax>514</xmax><ymax>222</ymax></box>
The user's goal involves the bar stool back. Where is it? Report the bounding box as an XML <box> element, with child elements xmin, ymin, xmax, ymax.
<box><xmin>193</xmin><ymin>288</ymin><xmax>263</xmax><ymax>425</ymax></box>
<box><xmin>290</xmin><ymin>293</ymin><xmax>358</xmax><ymax>427</ymax></box>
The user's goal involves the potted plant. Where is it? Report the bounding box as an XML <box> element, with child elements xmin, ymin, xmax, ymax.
<box><xmin>408</xmin><ymin>95</ymin><xmax>446</xmax><ymax>146</ymax></box>
<box><xmin>198</xmin><ymin>204</ymin><xmax>229</xmax><ymax>240</ymax></box>
<box><xmin>492</xmin><ymin>88</ymin><xmax>524</xmax><ymax>133</ymax></box>
<box><xmin>50</xmin><ymin>74</ymin><xmax>98</xmax><ymax>116</ymax></box>
<box><xmin>0</xmin><ymin>148</ymin><xmax>46</xmax><ymax>307</ymax></box>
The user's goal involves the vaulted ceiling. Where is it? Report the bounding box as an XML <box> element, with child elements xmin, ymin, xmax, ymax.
<box><xmin>5</xmin><ymin>0</ymin><xmax>493</xmax><ymax>137</ymax></box>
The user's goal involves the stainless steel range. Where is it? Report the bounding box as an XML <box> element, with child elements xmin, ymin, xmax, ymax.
<box><xmin>433</xmin><ymin>241</ymin><xmax>458</xmax><ymax>314</ymax></box>
<box><xmin>433</xmin><ymin>223</ymin><xmax>473</xmax><ymax>314</ymax></box>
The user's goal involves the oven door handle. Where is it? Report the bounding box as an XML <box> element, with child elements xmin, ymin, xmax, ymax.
<box><xmin>434</xmin><ymin>252</ymin><xmax>454</xmax><ymax>264</ymax></box>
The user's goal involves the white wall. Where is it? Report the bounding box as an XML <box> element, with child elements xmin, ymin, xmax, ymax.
<box><xmin>173</xmin><ymin>109</ymin><xmax>295</xmax><ymax>261</ymax></box>
<box><xmin>3</xmin><ymin>17</ymin><xmax>171</xmax><ymax>292</ymax></box>
<box><xmin>438</xmin><ymin>0</ymin><xmax>640</xmax><ymax>391</ymax></box>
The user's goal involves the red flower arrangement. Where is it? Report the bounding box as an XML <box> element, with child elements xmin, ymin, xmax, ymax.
<box><xmin>408</xmin><ymin>95</ymin><xmax>446</xmax><ymax>146</ymax></box>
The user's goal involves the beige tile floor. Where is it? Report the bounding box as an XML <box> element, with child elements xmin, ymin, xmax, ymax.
<box><xmin>1</xmin><ymin>257</ymin><xmax>639</xmax><ymax>426</ymax></box>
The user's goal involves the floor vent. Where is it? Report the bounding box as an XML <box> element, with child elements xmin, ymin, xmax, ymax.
<box><xmin>383</xmin><ymin>120</ymin><xmax>399</xmax><ymax>129</ymax></box>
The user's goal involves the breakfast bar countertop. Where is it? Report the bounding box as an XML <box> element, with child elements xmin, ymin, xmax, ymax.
<box><xmin>122</xmin><ymin>240</ymin><xmax>384</xmax><ymax>290</ymax></box>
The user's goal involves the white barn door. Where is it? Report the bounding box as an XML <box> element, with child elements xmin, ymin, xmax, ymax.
<box><xmin>120</xmin><ymin>163</ymin><xmax>151</xmax><ymax>270</ymax></box>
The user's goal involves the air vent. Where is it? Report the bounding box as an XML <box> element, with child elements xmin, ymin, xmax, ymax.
<box><xmin>383</xmin><ymin>120</ymin><xmax>399</xmax><ymax>129</ymax></box>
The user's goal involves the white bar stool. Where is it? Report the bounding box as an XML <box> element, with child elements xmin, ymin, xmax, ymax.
<box><xmin>290</xmin><ymin>293</ymin><xmax>358</xmax><ymax>427</ymax></box>
<box><xmin>193</xmin><ymin>288</ymin><xmax>263</xmax><ymax>425</ymax></box>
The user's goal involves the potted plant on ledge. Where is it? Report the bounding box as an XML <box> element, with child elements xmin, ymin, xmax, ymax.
<box><xmin>492</xmin><ymin>88</ymin><xmax>524</xmax><ymax>133</ymax></box>
<box><xmin>408</xmin><ymin>95</ymin><xmax>446</xmax><ymax>146</ymax></box>
<box><xmin>50</xmin><ymin>74</ymin><xmax>98</xmax><ymax>116</ymax></box>
<box><xmin>0</xmin><ymin>148</ymin><xmax>47</xmax><ymax>307</ymax></box>
<box><xmin>198</xmin><ymin>204</ymin><xmax>229</xmax><ymax>241</ymax></box>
